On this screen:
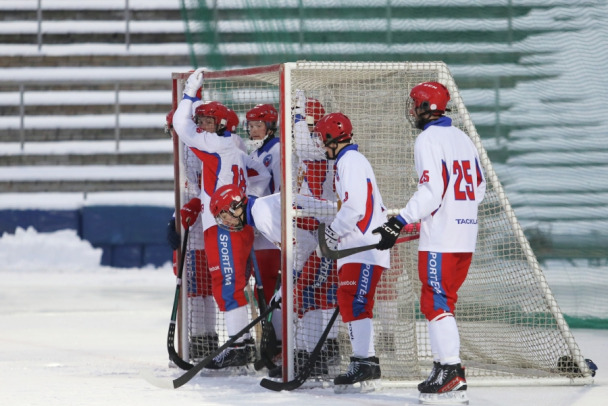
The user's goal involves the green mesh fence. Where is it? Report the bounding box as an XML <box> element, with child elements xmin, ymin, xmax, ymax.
<box><xmin>179</xmin><ymin>0</ymin><xmax>608</xmax><ymax>328</ymax></box>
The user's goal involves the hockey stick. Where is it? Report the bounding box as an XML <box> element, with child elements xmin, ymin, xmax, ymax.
<box><xmin>167</xmin><ymin>225</ymin><xmax>194</xmax><ymax>370</ymax></box>
<box><xmin>248</xmin><ymin>248</ymin><xmax>280</xmax><ymax>371</ymax></box>
<box><xmin>254</xmin><ymin>273</ymin><xmax>282</xmax><ymax>371</ymax></box>
<box><xmin>318</xmin><ymin>223</ymin><xmax>420</xmax><ymax>260</ymax></box>
<box><xmin>143</xmin><ymin>300</ymin><xmax>280</xmax><ymax>390</ymax></box>
<box><xmin>259</xmin><ymin>306</ymin><xmax>340</xmax><ymax>392</ymax></box>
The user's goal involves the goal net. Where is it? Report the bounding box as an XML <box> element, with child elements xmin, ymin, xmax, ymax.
<box><xmin>171</xmin><ymin>61</ymin><xmax>593</xmax><ymax>386</ymax></box>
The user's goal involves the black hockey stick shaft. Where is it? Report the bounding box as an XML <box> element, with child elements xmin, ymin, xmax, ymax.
<box><xmin>249</xmin><ymin>249</ymin><xmax>280</xmax><ymax>371</ymax></box>
<box><xmin>162</xmin><ymin>301</ymin><xmax>279</xmax><ymax>389</ymax></box>
<box><xmin>318</xmin><ymin>223</ymin><xmax>420</xmax><ymax>260</ymax></box>
<box><xmin>254</xmin><ymin>273</ymin><xmax>282</xmax><ymax>371</ymax></box>
<box><xmin>167</xmin><ymin>225</ymin><xmax>194</xmax><ymax>370</ymax></box>
<box><xmin>260</xmin><ymin>306</ymin><xmax>340</xmax><ymax>392</ymax></box>
<box><xmin>249</xmin><ymin>248</ymin><xmax>268</xmax><ymax>314</ymax></box>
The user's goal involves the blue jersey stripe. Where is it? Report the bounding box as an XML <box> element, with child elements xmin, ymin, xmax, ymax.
<box><xmin>217</xmin><ymin>227</ymin><xmax>239</xmax><ymax>310</ymax></box>
<box><xmin>427</xmin><ymin>252</ymin><xmax>448</xmax><ymax>312</ymax></box>
<box><xmin>352</xmin><ymin>263</ymin><xmax>373</xmax><ymax>318</ymax></box>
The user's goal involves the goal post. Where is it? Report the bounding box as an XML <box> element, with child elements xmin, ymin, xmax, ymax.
<box><xmin>170</xmin><ymin>61</ymin><xmax>593</xmax><ymax>386</ymax></box>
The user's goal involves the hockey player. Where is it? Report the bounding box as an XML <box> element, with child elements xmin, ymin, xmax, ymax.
<box><xmin>293</xmin><ymin>93</ymin><xmax>333</xmax><ymax>200</ymax></box>
<box><xmin>209</xmin><ymin>185</ymin><xmax>334</xmax><ymax>263</ymax></box>
<box><xmin>244</xmin><ymin>104</ymin><xmax>282</xmax><ymax>301</ymax></box>
<box><xmin>373</xmin><ymin>81</ymin><xmax>486</xmax><ymax>405</ymax></box>
<box><xmin>165</xmin><ymin>108</ymin><xmax>218</xmax><ymax>361</ymax></box>
<box><xmin>173</xmin><ymin>68</ymin><xmax>271</xmax><ymax>370</ymax></box>
<box><xmin>314</xmin><ymin>112</ymin><xmax>390</xmax><ymax>393</ymax></box>
<box><xmin>291</xmin><ymin>93</ymin><xmax>341</xmax><ymax>375</ymax></box>
<box><xmin>209</xmin><ymin>184</ymin><xmax>338</xmax><ymax>378</ymax></box>
<box><xmin>244</xmin><ymin>103</ymin><xmax>284</xmax><ymax>362</ymax></box>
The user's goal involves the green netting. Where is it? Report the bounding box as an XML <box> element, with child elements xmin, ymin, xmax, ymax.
<box><xmin>179</xmin><ymin>0</ymin><xmax>608</xmax><ymax>328</ymax></box>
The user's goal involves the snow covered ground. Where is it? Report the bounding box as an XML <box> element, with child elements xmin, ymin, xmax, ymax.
<box><xmin>0</xmin><ymin>228</ymin><xmax>606</xmax><ymax>406</ymax></box>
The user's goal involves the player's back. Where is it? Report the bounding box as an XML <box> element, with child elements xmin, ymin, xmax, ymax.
<box><xmin>416</xmin><ymin>124</ymin><xmax>484</xmax><ymax>252</ymax></box>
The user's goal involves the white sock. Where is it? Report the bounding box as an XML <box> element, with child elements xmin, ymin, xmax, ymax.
<box><xmin>348</xmin><ymin>318</ymin><xmax>374</xmax><ymax>358</ymax></box>
<box><xmin>224</xmin><ymin>305</ymin><xmax>250</xmax><ymax>343</ymax></box>
<box><xmin>426</xmin><ymin>320</ymin><xmax>440</xmax><ymax>362</ymax></box>
<box><xmin>189</xmin><ymin>296</ymin><xmax>204</xmax><ymax>336</ymax></box>
<box><xmin>302</xmin><ymin>309</ymin><xmax>323</xmax><ymax>353</ymax></box>
<box><xmin>295</xmin><ymin>316</ymin><xmax>305</xmax><ymax>351</ymax></box>
<box><xmin>272</xmin><ymin>308</ymin><xmax>283</xmax><ymax>342</ymax></box>
<box><xmin>202</xmin><ymin>295</ymin><xmax>217</xmax><ymax>335</ymax></box>
<box><xmin>323</xmin><ymin>308</ymin><xmax>339</xmax><ymax>340</ymax></box>
<box><xmin>429</xmin><ymin>315</ymin><xmax>460</xmax><ymax>365</ymax></box>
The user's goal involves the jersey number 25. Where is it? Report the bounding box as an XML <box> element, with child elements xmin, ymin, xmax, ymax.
<box><xmin>453</xmin><ymin>160</ymin><xmax>476</xmax><ymax>201</ymax></box>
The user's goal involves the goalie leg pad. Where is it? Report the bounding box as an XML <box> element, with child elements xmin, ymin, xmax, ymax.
<box><xmin>418</xmin><ymin>391</ymin><xmax>469</xmax><ymax>405</ymax></box>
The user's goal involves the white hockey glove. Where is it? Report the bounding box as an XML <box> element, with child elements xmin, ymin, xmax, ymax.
<box><xmin>269</xmin><ymin>288</ymin><xmax>282</xmax><ymax>310</ymax></box>
<box><xmin>183</xmin><ymin>67</ymin><xmax>205</xmax><ymax>99</ymax></box>
<box><xmin>324</xmin><ymin>224</ymin><xmax>339</xmax><ymax>251</ymax></box>
<box><xmin>294</xmin><ymin>89</ymin><xmax>306</xmax><ymax>117</ymax></box>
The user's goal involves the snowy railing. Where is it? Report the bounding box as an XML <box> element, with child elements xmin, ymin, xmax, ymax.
<box><xmin>0</xmin><ymin>67</ymin><xmax>182</xmax><ymax>151</ymax></box>
<box><xmin>16</xmin><ymin>0</ymin><xmax>183</xmax><ymax>51</ymax></box>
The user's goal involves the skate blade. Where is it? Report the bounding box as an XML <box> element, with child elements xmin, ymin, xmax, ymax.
<box><xmin>419</xmin><ymin>391</ymin><xmax>469</xmax><ymax>405</ymax></box>
<box><xmin>334</xmin><ymin>379</ymin><xmax>381</xmax><ymax>394</ymax></box>
<box><xmin>301</xmin><ymin>378</ymin><xmax>332</xmax><ymax>389</ymax></box>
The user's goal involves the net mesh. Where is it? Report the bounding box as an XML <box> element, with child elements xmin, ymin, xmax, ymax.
<box><xmin>172</xmin><ymin>62</ymin><xmax>592</xmax><ymax>384</ymax></box>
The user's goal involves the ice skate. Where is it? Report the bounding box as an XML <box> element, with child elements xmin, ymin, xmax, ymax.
<box><xmin>244</xmin><ymin>337</ymin><xmax>257</xmax><ymax>364</ymax></box>
<box><xmin>418</xmin><ymin>361</ymin><xmax>441</xmax><ymax>392</ymax></box>
<box><xmin>333</xmin><ymin>356</ymin><xmax>381</xmax><ymax>394</ymax></box>
<box><xmin>204</xmin><ymin>338</ymin><xmax>255</xmax><ymax>371</ymax></box>
<box><xmin>267</xmin><ymin>349</ymin><xmax>327</xmax><ymax>378</ymax></box>
<box><xmin>418</xmin><ymin>363</ymin><xmax>468</xmax><ymax>405</ymax></box>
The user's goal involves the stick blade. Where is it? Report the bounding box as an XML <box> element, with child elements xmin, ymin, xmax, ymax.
<box><xmin>317</xmin><ymin>223</ymin><xmax>336</xmax><ymax>259</ymax></box>
<box><xmin>260</xmin><ymin>376</ymin><xmax>305</xmax><ymax>392</ymax></box>
<box><xmin>139</xmin><ymin>369</ymin><xmax>178</xmax><ymax>390</ymax></box>
<box><xmin>318</xmin><ymin>223</ymin><xmax>378</xmax><ymax>260</ymax></box>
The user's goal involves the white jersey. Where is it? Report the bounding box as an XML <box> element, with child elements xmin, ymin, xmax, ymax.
<box><xmin>398</xmin><ymin>117</ymin><xmax>486</xmax><ymax>253</ymax></box>
<box><xmin>330</xmin><ymin>145</ymin><xmax>390</xmax><ymax>270</ymax></box>
<box><xmin>173</xmin><ymin>98</ymin><xmax>271</xmax><ymax>232</ymax></box>
<box><xmin>246</xmin><ymin>193</ymin><xmax>337</xmax><ymax>272</ymax></box>
<box><xmin>250</xmin><ymin>137</ymin><xmax>281</xmax><ymax>251</ymax></box>
<box><xmin>294</xmin><ymin>119</ymin><xmax>336</xmax><ymax>201</ymax></box>
<box><xmin>251</xmin><ymin>137</ymin><xmax>281</xmax><ymax>195</ymax></box>
<box><xmin>183</xmin><ymin>145</ymin><xmax>204</xmax><ymax>249</ymax></box>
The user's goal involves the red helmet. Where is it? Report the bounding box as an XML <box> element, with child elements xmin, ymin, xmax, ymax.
<box><xmin>305</xmin><ymin>98</ymin><xmax>325</xmax><ymax>126</ymax></box>
<box><xmin>226</xmin><ymin>108</ymin><xmax>239</xmax><ymax>133</ymax></box>
<box><xmin>195</xmin><ymin>101</ymin><xmax>229</xmax><ymax>129</ymax></box>
<box><xmin>210</xmin><ymin>184</ymin><xmax>247</xmax><ymax>231</ymax></box>
<box><xmin>409</xmin><ymin>81</ymin><xmax>451</xmax><ymax>114</ymax></box>
<box><xmin>246</xmin><ymin>104</ymin><xmax>278</xmax><ymax>141</ymax></box>
<box><xmin>313</xmin><ymin>112</ymin><xmax>353</xmax><ymax>146</ymax></box>
<box><xmin>246</xmin><ymin>103</ymin><xmax>278</xmax><ymax>122</ymax></box>
<box><xmin>246</xmin><ymin>103</ymin><xmax>278</xmax><ymax>125</ymax></box>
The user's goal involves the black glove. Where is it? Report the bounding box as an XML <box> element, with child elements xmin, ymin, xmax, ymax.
<box><xmin>372</xmin><ymin>216</ymin><xmax>405</xmax><ymax>250</ymax></box>
<box><xmin>166</xmin><ymin>218</ymin><xmax>180</xmax><ymax>250</ymax></box>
